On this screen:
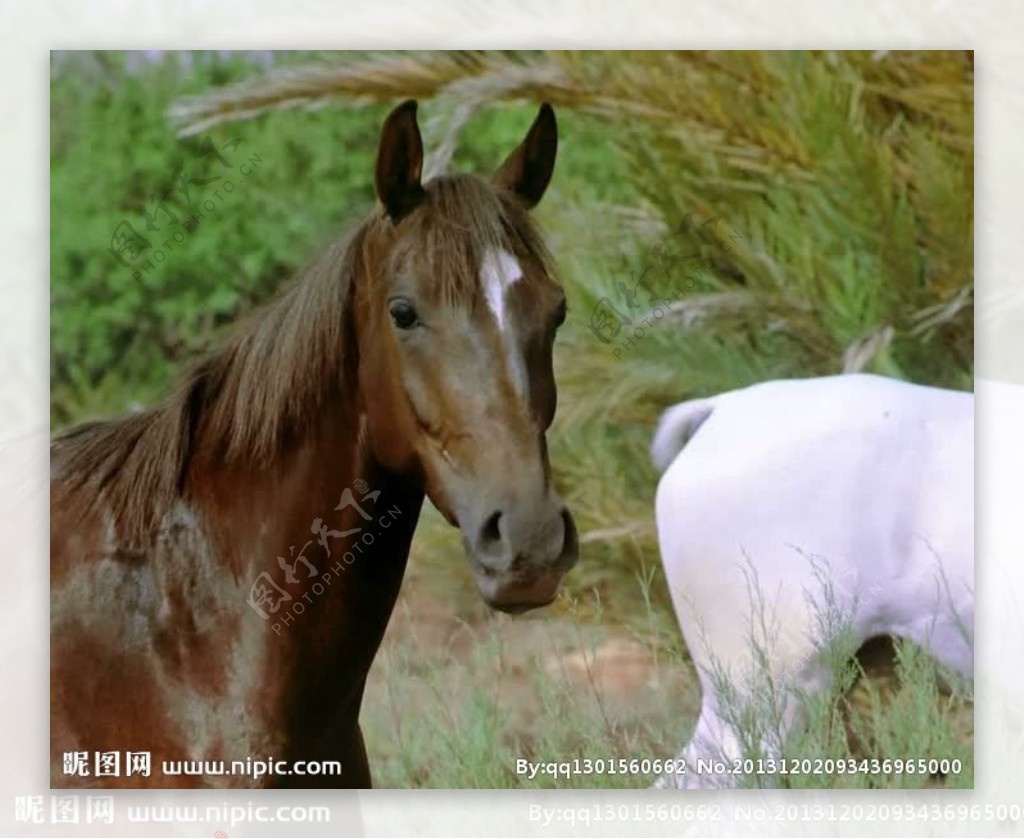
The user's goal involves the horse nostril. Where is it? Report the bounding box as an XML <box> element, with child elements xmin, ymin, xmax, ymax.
<box><xmin>559</xmin><ymin>508</ymin><xmax>578</xmax><ymax>563</ymax></box>
<box><xmin>480</xmin><ymin>510</ymin><xmax>503</xmax><ymax>550</ymax></box>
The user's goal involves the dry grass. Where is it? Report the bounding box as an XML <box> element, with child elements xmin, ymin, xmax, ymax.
<box><xmin>363</xmin><ymin>549</ymin><xmax>973</xmax><ymax>789</ymax></box>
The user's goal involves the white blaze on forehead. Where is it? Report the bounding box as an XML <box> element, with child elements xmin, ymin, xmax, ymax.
<box><xmin>480</xmin><ymin>248</ymin><xmax>523</xmax><ymax>332</ymax></box>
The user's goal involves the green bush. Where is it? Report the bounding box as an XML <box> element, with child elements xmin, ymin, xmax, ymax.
<box><xmin>51</xmin><ymin>53</ymin><xmax>382</xmax><ymax>423</ymax></box>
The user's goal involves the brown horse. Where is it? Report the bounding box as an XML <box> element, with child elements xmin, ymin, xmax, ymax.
<box><xmin>50</xmin><ymin>100</ymin><xmax>577</xmax><ymax>788</ymax></box>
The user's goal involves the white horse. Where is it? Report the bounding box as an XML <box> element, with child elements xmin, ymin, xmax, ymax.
<box><xmin>651</xmin><ymin>374</ymin><xmax>973</xmax><ymax>788</ymax></box>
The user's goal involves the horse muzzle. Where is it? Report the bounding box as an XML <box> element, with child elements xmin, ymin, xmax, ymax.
<box><xmin>467</xmin><ymin>506</ymin><xmax>578</xmax><ymax>613</ymax></box>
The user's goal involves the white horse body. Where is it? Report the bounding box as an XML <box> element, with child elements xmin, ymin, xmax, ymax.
<box><xmin>652</xmin><ymin>374</ymin><xmax>973</xmax><ymax>788</ymax></box>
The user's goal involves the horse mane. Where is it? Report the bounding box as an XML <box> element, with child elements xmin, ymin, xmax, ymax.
<box><xmin>51</xmin><ymin>173</ymin><xmax>553</xmax><ymax>546</ymax></box>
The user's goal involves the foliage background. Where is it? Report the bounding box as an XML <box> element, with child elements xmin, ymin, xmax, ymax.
<box><xmin>50</xmin><ymin>50</ymin><xmax>974</xmax><ymax>788</ymax></box>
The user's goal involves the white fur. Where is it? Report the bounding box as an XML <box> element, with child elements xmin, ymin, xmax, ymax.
<box><xmin>480</xmin><ymin>248</ymin><xmax>522</xmax><ymax>332</ymax></box>
<box><xmin>652</xmin><ymin>374</ymin><xmax>974</xmax><ymax>788</ymax></box>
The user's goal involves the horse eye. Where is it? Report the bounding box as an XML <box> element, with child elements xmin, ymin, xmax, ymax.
<box><xmin>389</xmin><ymin>299</ymin><xmax>419</xmax><ymax>330</ymax></box>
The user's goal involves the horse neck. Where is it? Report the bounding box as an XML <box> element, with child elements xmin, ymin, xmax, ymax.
<box><xmin>190</xmin><ymin>389</ymin><xmax>425</xmax><ymax>750</ymax></box>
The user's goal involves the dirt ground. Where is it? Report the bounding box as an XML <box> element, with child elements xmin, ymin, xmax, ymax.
<box><xmin>369</xmin><ymin>586</ymin><xmax>696</xmax><ymax>722</ymax></box>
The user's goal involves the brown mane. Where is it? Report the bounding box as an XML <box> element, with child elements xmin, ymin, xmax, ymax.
<box><xmin>51</xmin><ymin>173</ymin><xmax>553</xmax><ymax>547</ymax></box>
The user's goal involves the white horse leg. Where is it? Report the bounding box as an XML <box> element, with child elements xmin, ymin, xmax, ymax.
<box><xmin>656</xmin><ymin>690</ymin><xmax>744</xmax><ymax>789</ymax></box>
<box><xmin>658</xmin><ymin>612</ymin><xmax>839</xmax><ymax>789</ymax></box>
<box><xmin>886</xmin><ymin>553</ymin><xmax>974</xmax><ymax>681</ymax></box>
<box><xmin>905</xmin><ymin>604</ymin><xmax>974</xmax><ymax>680</ymax></box>
<box><xmin>656</xmin><ymin>551</ymin><xmax>870</xmax><ymax>791</ymax></box>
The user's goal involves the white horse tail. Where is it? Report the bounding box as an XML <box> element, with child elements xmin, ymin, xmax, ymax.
<box><xmin>650</xmin><ymin>397</ymin><xmax>716</xmax><ymax>473</ymax></box>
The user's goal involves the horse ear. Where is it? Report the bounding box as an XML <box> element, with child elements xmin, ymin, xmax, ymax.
<box><xmin>494</xmin><ymin>103</ymin><xmax>558</xmax><ymax>209</ymax></box>
<box><xmin>375</xmin><ymin>99</ymin><xmax>426</xmax><ymax>221</ymax></box>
